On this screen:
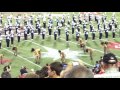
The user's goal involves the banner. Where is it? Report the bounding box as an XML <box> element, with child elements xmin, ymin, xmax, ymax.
<box><xmin>108</xmin><ymin>42</ymin><xmax>120</xmax><ymax>50</ymax></box>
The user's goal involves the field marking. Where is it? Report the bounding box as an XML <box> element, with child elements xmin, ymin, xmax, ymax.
<box><xmin>26</xmin><ymin>40</ymin><xmax>94</xmax><ymax>67</ymax></box>
<box><xmin>45</xmin><ymin>34</ymin><xmax>120</xmax><ymax>58</ymax></box>
<box><xmin>2</xmin><ymin>47</ymin><xmax>42</xmax><ymax>68</ymax></box>
<box><xmin>58</xmin><ymin>37</ymin><xmax>120</xmax><ymax>58</ymax></box>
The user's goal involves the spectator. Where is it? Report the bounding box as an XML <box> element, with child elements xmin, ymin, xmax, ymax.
<box><xmin>47</xmin><ymin>62</ymin><xmax>63</xmax><ymax>78</ymax></box>
<box><xmin>19</xmin><ymin>66</ymin><xmax>28</xmax><ymax>78</ymax></box>
<box><xmin>1</xmin><ymin>65</ymin><xmax>11</xmax><ymax>78</ymax></box>
<box><xmin>36</xmin><ymin>66</ymin><xmax>48</xmax><ymax>78</ymax></box>
<box><xmin>64</xmin><ymin>65</ymin><xmax>94</xmax><ymax>78</ymax></box>
<box><xmin>94</xmin><ymin>53</ymin><xmax>120</xmax><ymax>78</ymax></box>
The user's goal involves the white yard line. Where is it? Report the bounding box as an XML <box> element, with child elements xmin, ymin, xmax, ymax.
<box><xmin>2</xmin><ymin>47</ymin><xmax>42</xmax><ymax>68</ymax></box>
<box><xmin>58</xmin><ymin>37</ymin><xmax>120</xmax><ymax>58</ymax></box>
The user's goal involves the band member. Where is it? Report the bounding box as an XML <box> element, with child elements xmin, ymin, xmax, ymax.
<box><xmin>0</xmin><ymin>15</ymin><xmax>2</xmax><ymax>25</ymax></box>
<box><xmin>15</xmin><ymin>23</ymin><xmax>20</xmax><ymax>34</ymax></box>
<box><xmin>76</xmin><ymin>29</ymin><xmax>80</xmax><ymax>41</ymax></box>
<box><xmin>54</xmin><ymin>27</ymin><xmax>58</xmax><ymax>41</ymax></box>
<box><xmin>83</xmin><ymin>21</ymin><xmax>87</xmax><ymax>32</ymax></box>
<box><xmin>24</xmin><ymin>26</ymin><xmax>28</xmax><ymax>40</ymax></box>
<box><xmin>58</xmin><ymin>50</ymin><xmax>66</xmax><ymax>63</ymax></box>
<box><xmin>91</xmin><ymin>30</ymin><xmax>96</xmax><ymax>41</ymax></box>
<box><xmin>0</xmin><ymin>33</ymin><xmax>2</xmax><ymax>49</ymax></box>
<box><xmin>0</xmin><ymin>54</ymin><xmax>4</xmax><ymax>64</ymax></box>
<box><xmin>17</xmin><ymin>29</ymin><xmax>21</xmax><ymax>43</ymax></box>
<box><xmin>31</xmin><ymin>48</ymin><xmax>41</xmax><ymax>64</ymax></box>
<box><xmin>99</xmin><ymin>27</ymin><xmax>103</xmax><ymax>40</ymax></box>
<box><xmin>84</xmin><ymin>30</ymin><xmax>89</xmax><ymax>42</ymax></box>
<box><xmin>57</xmin><ymin>23</ymin><xmax>61</xmax><ymax>38</ymax></box>
<box><xmin>61</xmin><ymin>15</ymin><xmax>65</xmax><ymax>27</ymax></box>
<box><xmin>108</xmin><ymin>21</ymin><xmax>112</xmax><ymax>31</ymax></box>
<box><xmin>104</xmin><ymin>27</ymin><xmax>109</xmax><ymax>39</ymax></box>
<box><xmin>48</xmin><ymin>24</ymin><xmax>52</xmax><ymax>36</ymax></box>
<box><xmin>97</xmin><ymin>22</ymin><xmax>101</xmax><ymax>31</ymax></box>
<box><xmin>24</xmin><ymin>16</ymin><xmax>27</xmax><ymax>26</ymax></box>
<box><xmin>27</xmin><ymin>25</ymin><xmax>30</xmax><ymax>34</ymax></box>
<box><xmin>4</xmin><ymin>24</ymin><xmax>8</xmax><ymax>35</ymax></box>
<box><xmin>6</xmin><ymin>32</ymin><xmax>10</xmax><ymax>47</ymax></box>
<box><xmin>89</xmin><ymin>24</ymin><xmax>93</xmax><ymax>32</ymax></box>
<box><xmin>36</xmin><ymin>22</ymin><xmax>41</xmax><ymax>35</ymax></box>
<box><xmin>85</xmin><ymin>48</ymin><xmax>93</xmax><ymax>61</ymax></box>
<box><xmin>30</xmin><ymin>26</ymin><xmax>34</xmax><ymax>39</ymax></box>
<box><xmin>72</xmin><ymin>21</ymin><xmax>75</xmax><ymax>35</ymax></box>
<box><xmin>112</xmin><ymin>25</ymin><xmax>116</xmax><ymax>39</ymax></box>
<box><xmin>29</xmin><ymin>16</ymin><xmax>33</xmax><ymax>25</ymax></box>
<box><xmin>10</xmin><ymin>31</ymin><xmax>14</xmax><ymax>45</ymax></box>
<box><xmin>43</xmin><ymin>16</ymin><xmax>46</xmax><ymax>28</ymax></box>
<box><xmin>8</xmin><ymin>25</ymin><xmax>12</xmax><ymax>34</ymax></box>
<box><xmin>56</xmin><ymin>16</ymin><xmax>59</xmax><ymax>26</ymax></box>
<box><xmin>12</xmin><ymin>46</ymin><xmax>17</xmax><ymax>56</ymax></box>
<box><xmin>41</xmin><ymin>27</ymin><xmax>46</xmax><ymax>40</ymax></box>
<box><xmin>78</xmin><ymin>14</ymin><xmax>82</xmax><ymax>25</ymax></box>
<box><xmin>114</xmin><ymin>22</ymin><xmax>118</xmax><ymax>29</ymax></box>
<box><xmin>65</xmin><ymin>27</ymin><xmax>69</xmax><ymax>42</ymax></box>
<box><xmin>67</xmin><ymin>15</ymin><xmax>71</xmax><ymax>25</ymax></box>
<box><xmin>89</xmin><ymin>13</ymin><xmax>92</xmax><ymax>22</ymax></box>
<box><xmin>77</xmin><ymin>24</ymin><xmax>80</xmax><ymax>32</ymax></box>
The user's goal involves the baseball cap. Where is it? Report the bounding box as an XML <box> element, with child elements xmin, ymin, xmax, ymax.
<box><xmin>103</xmin><ymin>53</ymin><xmax>118</xmax><ymax>64</ymax></box>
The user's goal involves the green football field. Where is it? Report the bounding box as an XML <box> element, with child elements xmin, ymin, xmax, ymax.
<box><xmin>0</xmin><ymin>12</ymin><xmax>120</xmax><ymax>78</ymax></box>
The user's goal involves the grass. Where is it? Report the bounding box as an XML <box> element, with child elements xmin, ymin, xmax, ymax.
<box><xmin>0</xmin><ymin>12</ymin><xmax>120</xmax><ymax>78</ymax></box>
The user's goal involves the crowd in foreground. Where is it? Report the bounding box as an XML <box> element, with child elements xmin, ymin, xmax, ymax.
<box><xmin>0</xmin><ymin>52</ymin><xmax>120</xmax><ymax>78</ymax></box>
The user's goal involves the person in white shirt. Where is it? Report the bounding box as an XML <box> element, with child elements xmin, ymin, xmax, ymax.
<box><xmin>94</xmin><ymin>53</ymin><xmax>120</xmax><ymax>78</ymax></box>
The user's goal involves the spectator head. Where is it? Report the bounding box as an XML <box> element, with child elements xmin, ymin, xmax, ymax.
<box><xmin>103</xmin><ymin>53</ymin><xmax>118</xmax><ymax>64</ymax></box>
<box><xmin>3</xmin><ymin>65</ymin><xmax>11</xmax><ymax>72</ymax></box>
<box><xmin>48</xmin><ymin>62</ymin><xmax>63</xmax><ymax>78</ymax></box>
<box><xmin>1</xmin><ymin>65</ymin><xmax>12</xmax><ymax>78</ymax></box>
<box><xmin>102</xmin><ymin>53</ymin><xmax>118</xmax><ymax>70</ymax></box>
<box><xmin>20</xmin><ymin>66</ymin><xmax>28</xmax><ymax>75</ymax></box>
<box><xmin>36</xmin><ymin>66</ymin><xmax>48</xmax><ymax>78</ymax></box>
<box><xmin>64</xmin><ymin>65</ymin><xmax>94</xmax><ymax>78</ymax></box>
